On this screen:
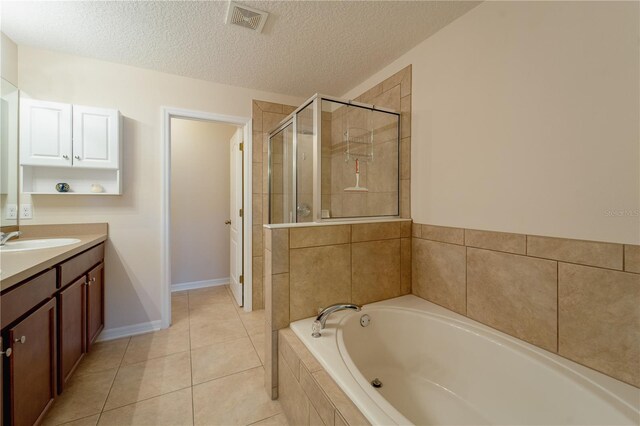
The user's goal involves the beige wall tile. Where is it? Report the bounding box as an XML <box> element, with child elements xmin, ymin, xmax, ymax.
<box><xmin>558</xmin><ymin>263</ymin><xmax>640</xmax><ymax>387</ymax></box>
<box><xmin>279</xmin><ymin>330</ymin><xmax>301</xmax><ymax>381</ymax></box>
<box><xmin>465</xmin><ymin>229</ymin><xmax>526</xmax><ymax>254</ymax></box>
<box><xmin>252</xmin><ymin>106</ymin><xmax>263</xmax><ymax>131</ymax></box>
<box><xmin>351</xmin><ymin>222</ymin><xmax>401</xmax><ymax>242</ymax></box>
<box><xmin>412</xmin><ymin>239</ymin><xmax>466</xmax><ymax>315</ymax></box>
<box><xmin>400</xmin><ymin>64</ymin><xmax>412</xmax><ymax>97</ymax></box>
<box><xmin>264</xmin><ymin>327</ymin><xmax>278</xmax><ymax>398</ymax></box>
<box><xmin>264</xmin><ymin>227</ymin><xmax>272</xmax><ymax>251</ymax></box>
<box><xmin>400</xmin><ymin>137</ymin><xmax>411</xmax><ymax>180</ymax></box>
<box><xmin>352</xmin><ymin>240</ymin><xmax>401</xmax><ymax>305</ymax></box>
<box><xmin>400</xmin><ymin>95</ymin><xmax>411</xmax><ymax>139</ymax></box>
<box><xmin>254</xmin><ymin>225</ymin><xmax>264</xmax><ymax>256</ymax></box>
<box><xmin>420</xmin><ymin>224</ymin><xmax>464</xmax><ymax>245</ymax></box>
<box><xmin>400</xmin><ymin>179</ymin><xmax>410</xmax><ymax>218</ymax></box>
<box><xmin>253</xmin><ymin>193</ymin><xmax>263</xmax><ymax>225</ymax></box>
<box><xmin>290</xmin><ymin>245</ymin><xmax>351</xmax><ymax>321</ymax></box>
<box><xmin>372</xmin><ymin>85</ymin><xmax>401</xmax><ymax>111</ymax></box>
<box><xmin>280</xmin><ymin>328</ymin><xmax>323</xmax><ymax>374</ymax></box>
<box><xmin>290</xmin><ymin>225</ymin><xmax>351</xmax><ymax>248</ymax></box>
<box><xmin>263</xmin><ymin>112</ymin><xmax>287</xmax><ymax>133</ymax></box>
<box><xmin>271</xmin><ymin>273</ymin><xmax>290</xmax><ymax>330</ymax></box>
<box><xmin>527</xmin><ymin>235</ymin><xmax>623</xmax><ymax>270</ymax></box>
<box><xmin>310</xmin><ymin>403</ymin><xmax>324</xmax><ymax>426</ymax></box>
<box><xmin>278</xmin><ymin>352</ymin><xmax>310</xmax><ymax>426</ymax></box>
<box><xmin>400</xmin><ymin>220</ymin><xmax>411</xmax><ymax>238</ymax></box>
<box><xmin>272</xmin><ymin>229</ymin><xmax>290</xmax><ymax>274</ymax></box>
<box><xmin>401</xmin><ymin>238</ymin><xmax>412</xmax><ymax>295</ymax></box>
<box><xmin>381</xmin><ymin>67</ymin><xmax>408</xmax><ymax>93</ymax></box>
<box><xmin>300</xmin><ymin>364</ymin><xmax>335</xmax><ymax>426</ymax></box>
<box><xmin>253</xmin><ymin>162</ymin><xmax>262</xmax><ymax>194</ymax></box>
<box><xmin>355</xmin><ymin>83</ymin><xmax>383</xmax><ymax>103</ymax></box>
<box><xmin>253</xmin><ymin>132</ymin><xmax>263</xmax><ymax>163</ymax></box>
<box><xmin>255</xmin><ymin>100</ymin><xmax>283</xmax><ymax>114</ymax></box>
<box><xmin>467</xmin><ymin>248</ymin><xmax>558</xmax><ymax>352</ymax></box>
<box><xmin>312</xmin><ymin>371</ymin><xmax>370</xmax><ymax>426</ymax></box>
<box><xmin>624</xmin><ymin>244</ymin><xmax>640</xmax><ymax>273</ymax></box>
<box><xmin>412</xmin><ymin>222</ymin><xmax>422</xmax><ymax>238</ymax></box>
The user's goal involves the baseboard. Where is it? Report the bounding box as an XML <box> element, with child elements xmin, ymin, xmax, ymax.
<box><xmin>96</xmin><ymin>319</ymin><xmax>162</xmax><ymax>342</ymax></box>
<box><xmin>171</xmin><ymin>277</ymin><xmax>230</xmax><ymax>292</ymax></box>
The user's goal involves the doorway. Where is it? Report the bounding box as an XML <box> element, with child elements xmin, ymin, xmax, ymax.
<box><xmin>161</xmin><ymin>107</ymin><xmax>253</xmax><ymax>330</ymax></box>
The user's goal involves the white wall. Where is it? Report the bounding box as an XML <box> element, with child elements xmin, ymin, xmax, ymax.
<box><xmin>1</xmin><ymin>33</ymin><xmax>18</xmax><ymax>85</ymax></box>
<box><xmin>170</xmin><ymin>118</ymin><xmax>235</xmax><ymax>286</ymax></box>
<box><xmin>17</xmin><ymin>46</ymin><xmax>304</xmax><ymax>331</ymax></box>
<box><xmin>343</xmin><ymin>1</ymin><xmax>639</xmax><ymax>245</ymax></box>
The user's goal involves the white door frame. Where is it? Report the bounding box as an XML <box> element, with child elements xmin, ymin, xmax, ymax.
<box><xmin>161</xmin><ymin>107</ymin><xmax>253</xmax><ymax>329</ymax></box>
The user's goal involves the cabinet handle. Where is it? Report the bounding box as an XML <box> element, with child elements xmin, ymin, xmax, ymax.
<box><xmin>63</xmin><ymin>155</ymin><xmax>69</xmax><ymax>159</ymax></box>
<box><xmin>14</xmin><ymin>336</ymin><xmax>26</xmax><ymax>344</ymax></box>
<box><xmin>74</xmin><ymin>155</ymin><xmax>81</xmax><ymax>160</ymax></box>
<box><xmin>92</xmin><ymin>277</ymin><xmax>96</xmax><ymax>282</ymax></box>
<box><xmin>0</xmin><ymin>347</ymin><xmax>11</xmax><ymax>358</ymax></box>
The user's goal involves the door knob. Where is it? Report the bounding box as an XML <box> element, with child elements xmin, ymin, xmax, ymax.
<box><xmin>224</xmin><ymin>220</ymin><xmax>231</xmax><ymax>225</ymax></box>
<box><xmin>14</xmin><ymin>336</ymin><xmax>26</xmax><ymax>344</ymax></box>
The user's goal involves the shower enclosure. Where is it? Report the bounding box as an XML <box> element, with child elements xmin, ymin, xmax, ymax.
<box><xmin>268</xmin><ymin>94</ymin><xmax>400</xmax><ymax>224</ymax></box>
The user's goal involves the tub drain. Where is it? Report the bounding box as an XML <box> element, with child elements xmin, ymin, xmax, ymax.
<box><xmin>371</xmin><ymin>378</ymin><xmax>383</xmax><ymax>388</ymax></box>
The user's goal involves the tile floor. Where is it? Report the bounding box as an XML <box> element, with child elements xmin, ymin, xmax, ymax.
<box><xmin>43</xmin><ymin>286</ymin><xmax>289</xmax><ymax>426</ymax></box>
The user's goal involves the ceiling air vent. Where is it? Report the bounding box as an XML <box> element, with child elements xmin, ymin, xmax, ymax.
<box><xmin>226</xmin><ymin>2</ymin><xmax>269</xmax><ymax>33</ymax></box>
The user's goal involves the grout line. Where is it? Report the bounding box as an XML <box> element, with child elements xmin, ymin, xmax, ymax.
<box><xmin>97</xmin><ymin>337</ymin><xmax>130</xmax><ymax>420</ymax></box>
<box><xmin>556</xmin><ymin>261</ymin><xmax>559</xmax><ymax>353</ymax></box>
<box><xmin>99</xmin><ymin>385</ymin><xmax>194</xmax><ymax>416</ymax></box>
<box><xmin>246</xmin><ymin>412</ymin><xmax>284</xmax><ymax>426</ymax></box>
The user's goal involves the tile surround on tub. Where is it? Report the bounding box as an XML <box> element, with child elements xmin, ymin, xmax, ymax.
<box><xmin>412</xmin><ymin>221</ymin><xmax>640</xmax><ymax>388</ymax></box>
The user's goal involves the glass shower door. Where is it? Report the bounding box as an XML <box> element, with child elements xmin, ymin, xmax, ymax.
<box><xmin>269</xmin><ymin>121</ymin><xmax>295</xmax><ymax>224</ymax></box>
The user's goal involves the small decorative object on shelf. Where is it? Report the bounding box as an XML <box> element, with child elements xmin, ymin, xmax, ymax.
<box><xmin>90</xmin><ymin>183</ymin><xmax>104</xmax><ymax>193</ymax></box>
<box><xmin>55</xmin><ymin>182</ymin><xmax>70</xmax><ymax>193</ymax></box>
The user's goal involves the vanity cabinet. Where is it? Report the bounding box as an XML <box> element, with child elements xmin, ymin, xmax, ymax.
<box><xmin>1</xmin><ymin>242</ymin><xmax>105</xmax><ymax>424</ymax></box>
<box><xmin>7</xmin><ymin>299</ymin><xmax>57</xmax><ymax>426</ymax></box>
<box><xmin>20</xmin><ymin>98</ymin><xmax>122</xmax><ymax>195</ymax></box>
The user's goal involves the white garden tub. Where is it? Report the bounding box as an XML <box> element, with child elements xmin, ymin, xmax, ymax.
<box><xmin>290</xmin><ymin>295</ymin><xmax>639</xmax><ymax>425</ymax></box>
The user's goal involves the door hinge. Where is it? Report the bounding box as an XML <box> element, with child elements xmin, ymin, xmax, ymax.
<box><xmin>239</xmin><ymin>274</ymin><xmax>244</xmax><ymax>284</ymax></box>
<box><xmin>239</xmin><ymin>208</ymin><xmax>243</xmax><ymax>217</ymax></box>
<box><xmin>239</xmin><ymin>143</ymin><xmax>244</xmax><ymax>151</ymax></box>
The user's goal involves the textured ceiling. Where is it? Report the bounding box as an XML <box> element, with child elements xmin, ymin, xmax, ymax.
<box><xmin>1</xmin><ymin>1</ymin><xmax>479</xmax><ymax>97</ymax></box>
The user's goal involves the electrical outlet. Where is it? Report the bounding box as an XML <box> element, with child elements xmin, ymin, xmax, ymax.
<box><xmin>20</xmin><ymin>204</ymin><xmax>33</xmax><ymax>219</ymax></box>
<box><xmin>5</xmin><ymin>204</ymin><xmax>17</xmax><ymax>219</ymax></box>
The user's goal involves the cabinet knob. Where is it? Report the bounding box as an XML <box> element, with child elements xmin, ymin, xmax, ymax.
<box><xmin>91</xmin><ymin>277</ymin><xmax>96</xmax><ymax>282</ymax></box>
<box><xmin>63</xmin><ymin>155</ymin><xmax>69</xmax><ymax>159</ymax></box>
<box><xmin>74</xmin><ymin>155</ymin><xmax>81</xmax><ymax>160</ymax></box>
<box><xmin>14</xmin><ymin>336</ymin><xmax>26</xmax><ymax>344</ymax></box>
<box><xmin>225</xmin><ymin>220</ymin><xmax>231</xmax><ymax>225</ymax></box>
<box><xmin>0</xmin><ymin>348</ymin><xmax>11</xmax><ymax>358</ymax></box>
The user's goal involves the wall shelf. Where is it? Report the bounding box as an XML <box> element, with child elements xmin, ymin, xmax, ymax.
<box><xmin>22</xmin><ymin>165</ymin><xmax>122</xmax><ymax>195</ymax></box>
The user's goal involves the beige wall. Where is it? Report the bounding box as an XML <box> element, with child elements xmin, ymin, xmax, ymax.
<box><xmin>343</xmin><ymin>1</ymin><xmax>640</xmax><ymax>245</ymax></box>
<box><xmin>17</xmin><ymin>46</ymin><xmax>304</xmax><ymax>331</ymax></box>
<box><xmin>1</xmin><ymin>33</ymin><xmax>18</xmax><ymax>85</ymax></box>
<box><xmin>170</xmin><ymin>118</ymin><xmax>236</xmax><ymax>286</ymax></box>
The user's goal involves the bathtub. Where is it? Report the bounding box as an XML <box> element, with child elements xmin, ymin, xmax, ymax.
<box><xmin>290</xmin><ymin>295</ymin><xmax>639</xmax><ymax>425</ymax></box>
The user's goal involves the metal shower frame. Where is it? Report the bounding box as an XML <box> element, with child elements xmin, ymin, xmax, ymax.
<box><xmin>267</xmin><ymin>93</ymin><xmax>401</xmax><ymax>224</ymax></box>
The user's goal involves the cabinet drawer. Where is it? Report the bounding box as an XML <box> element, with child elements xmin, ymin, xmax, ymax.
<box><xmin>59</xmin><ymin>243</ymin><xmax>104</xmax><ymax>288</ymax></box>
<box><xmin>1</xmin><ymin>268</ymin><xmax>57</xmax><ymax>327</ymax></box>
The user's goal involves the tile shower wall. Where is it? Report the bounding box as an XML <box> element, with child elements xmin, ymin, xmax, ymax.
<box><xmin>264</xmin><ymin>220</ymin><xmax>412</xmax><ymax>399</ymax></box>
<box><xmin>412</xmin><ymin>223</ymin><xmax>640</xmax><ymax>388</ymax></box>
<box><xmin>252</xmin><ymin>100</ymin><xmax>297</xmax><ymax>309</ymax></box>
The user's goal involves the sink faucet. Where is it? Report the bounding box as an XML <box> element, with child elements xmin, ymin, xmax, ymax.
<box><xmin>312</xmin><ymin>303</ymin><xmax>361</xmax><ymax>338</ymax></box>
<box><xmin>0</xmin><ymin>231</ymin><xmax>21</xmax><ymax>246</ymax></box>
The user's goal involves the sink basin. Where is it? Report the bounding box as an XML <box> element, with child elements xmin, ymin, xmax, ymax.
<box><xmin>0</xmin><ymin>238</ymin><xmax>81</xmax><ymax>252</ymax></box>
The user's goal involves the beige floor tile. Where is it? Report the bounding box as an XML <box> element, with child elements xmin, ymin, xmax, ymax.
<box><xmin>98</xmin><ymin>388</ymin><xmax>193</xmax><ymax>426</ymax></box>
<box><xmin>122</xmin><ymin>326</ymin><xmax>190</xmax><ymax>365</ymax></box>
<box><xmin>250</xmin><ymin>413</ymin><xmax>290</xmax><ymax>426</ymax></box>
<box><xmin>189</xmin><ymin>302</ymin><xmax>240</xmax><ymax>323</ymax></box>
<box><xmin>191</xmin><ymin>337</ymin><xmax>261</xmax><ymax>385</ymax></box>
<box><xmin>172</xmin><ymin>293</ymin><xmax>189</xmax><ymax>311</ymax></box>
<box><xmin>75</xmin><ymin>338</ymin><xmax>130</xmax><ymax>376</ymax></box>
<box><xmin>239</xmin><ymin>309</ymin><xmax>266</xmax><ymax>335</ymax></box>
<box><xmin>104</xmin><ymin>351</ymin><xmax>192</xmax><ymax>411</ymax></box>
<box><xmin>249</xmin><ymin>332</ymin><xmax>265</xmax><ymax>365</ymax></box>
<box><xmin>193</xmin><ymin>367</ymin><xmax>281</xmax><ymax>426</ymax></box>
<box><xmin>190</xmin><ymin>317</ymin><xmax>248</xmax><ymax>349</ymax></box>
<box><xmin>189</xmin><ymin>286</ymin><xmax>232</xmax><ymax>309</ymax></box>
<box><xmin>43</xmin><ymin>369</ymin><xmax>117</xmax><ymax>425</ymax></box>
<box><xmin>60</xmin><ymin>414</ymin><xmax>100</xmax><ymax>426</ymax></box>
<box><xmin>171</xmin><ymin>305</ymin><xmax>191</xmax><ymax>330</ymax></box>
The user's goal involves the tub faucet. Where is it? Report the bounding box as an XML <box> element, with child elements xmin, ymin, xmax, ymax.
<box><xmin>312</xmin><ymin>303</ymin><xmax>361</xmax><ymax>338</ymax></box>
<box><xmin>0</xmin><ymin>231</ymin><xmax>21</xmax><ymax>246</ymax></box>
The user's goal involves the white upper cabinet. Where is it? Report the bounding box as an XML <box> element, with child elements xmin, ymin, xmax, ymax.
<box><xmin>72</xmin><ymin>105</ymin><xmax>120</xmax><ymax>169</ymax></box>
<box><xmin>20</xmin><ymin>99</ymin><xmax>72</xmax><ymax>167</ymax></box>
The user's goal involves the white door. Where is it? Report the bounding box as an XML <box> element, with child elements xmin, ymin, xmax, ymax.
<box><xmin>229</xmin><ymin>128</ymin><xmax>244</xmax><ymax>306</ymax></box>
<box><xmin>20</xmin><ymin>99</ymin><xmax>72</xmax><ymax>167</ymax></box>
<box><xmin>72</xmin><ymin>105</ymin><xmax>120</xmax><ymax>169</ymax></box>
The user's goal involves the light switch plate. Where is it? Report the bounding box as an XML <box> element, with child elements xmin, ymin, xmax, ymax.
<box><xmin>20</xmin><ymin>204</ymin><xmax>33</xmax><ymax>219</ymax></box>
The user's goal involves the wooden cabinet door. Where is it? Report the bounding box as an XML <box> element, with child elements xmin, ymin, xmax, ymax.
<box><xmin>58</xmin><ymin>277</ymin><xmax>86</xmax><ymax>393</ymax></box>
<box><xmin>8</xmin><ymin>299</ymin><xmax>56</xmax><ymax>426</ymax></box>
<box><xmin>72</xmin><ymin>105</ymin><xmax>120</xmax><ymax>169</ymax></box>
<box><xmin>86</xmin><ymin>263</ymin><xmax>104</xmax><ymax>349</ymax></box>
<box><xmin>19</xmin><ymin>98</ymin><xmax>72</xmax><ymax>167</ymax></box>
